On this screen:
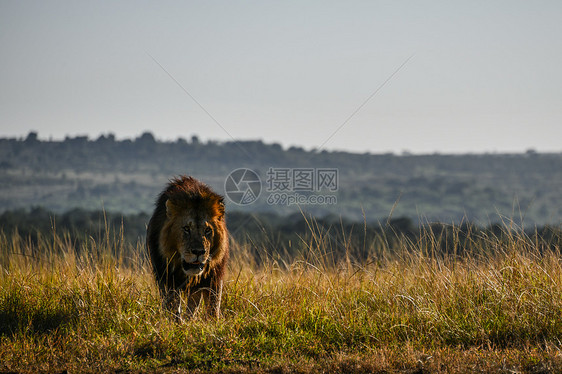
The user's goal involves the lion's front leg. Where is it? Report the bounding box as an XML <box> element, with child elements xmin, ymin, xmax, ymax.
<box><xmin>186</xmin><ymin>281</ymin><xmax>223</xmax><ymax>318</ymax></box>
<box><xmin>184</xmin><ymin>289</ymin><xmax>205</xmax><ymax>316</ymax></box>
<box><xmin>209</xmin><ymin>280</ymin><xmax>223</xmax><ymax>318</ymax></box>
<box><xmin>163</xmin><ymin>289</ymin><xmax>182</xmax><ymax>320</ymax></box>
<box><xmin>163</xmin><ymin>288</ymin><xmax>211</xmax><ymax>319</ymax></box>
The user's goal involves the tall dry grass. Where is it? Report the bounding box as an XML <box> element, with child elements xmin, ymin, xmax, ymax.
<box><xmin>1</xmin><ymin>218</ymin><xmax>561</xmax><ymax>373</ymax></box>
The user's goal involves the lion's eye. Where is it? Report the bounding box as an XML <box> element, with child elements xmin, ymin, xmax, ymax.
<box><xmin>204</xmin><ymin>227</ymin><xmax>213</xmax><ymax>237</ymax></box>
<box><xmin>182</xmin><ymin>226</ymin><xmax>191</xmax><ymax>235</ymax></box>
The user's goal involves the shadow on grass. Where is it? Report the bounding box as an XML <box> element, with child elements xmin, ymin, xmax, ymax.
<box><xmin>0</xmin><ymin>294</ymin><xmax>78</xmax><ymax>337</ymax></box>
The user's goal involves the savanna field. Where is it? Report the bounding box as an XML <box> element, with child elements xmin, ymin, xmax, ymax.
<box><xmin>1</xmin><ymin>220</ymin><xmax>562</xmax><ymax>373</ymax></box>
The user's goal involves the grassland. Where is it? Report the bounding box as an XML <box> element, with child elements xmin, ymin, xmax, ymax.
<box><xmin>1</xmin><ymin>221</ymin><xmax>562</xmax><ymax>373</ymax></box>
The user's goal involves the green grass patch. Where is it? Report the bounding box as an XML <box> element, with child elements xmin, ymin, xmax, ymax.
<box><xmin>1</xmin><ymin>223</ymin><xmax>561</xmax><ymax>373</ymax></box>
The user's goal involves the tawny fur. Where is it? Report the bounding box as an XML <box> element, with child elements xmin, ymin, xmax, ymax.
<box><xmin>146</xmin><ymin>176</ymin><xmax>229</xmax><ymax>317</ymax></box>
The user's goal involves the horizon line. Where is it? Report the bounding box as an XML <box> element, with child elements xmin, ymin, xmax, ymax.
<box><xmin>1</xmin><ymin>130</ymin><xmax>560</xmax><ymax>156</ymax></box>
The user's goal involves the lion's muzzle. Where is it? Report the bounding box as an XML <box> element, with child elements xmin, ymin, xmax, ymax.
<box><xmin>181</xmin><ymin>249</ymin><xmax>209</xmax><ymax>276</ymax></box>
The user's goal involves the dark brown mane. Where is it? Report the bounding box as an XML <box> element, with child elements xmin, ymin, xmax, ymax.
<box><xmin>163</xmin><ymin>176</ymin><xmax>225</xmax><ymax>219</ymax></box>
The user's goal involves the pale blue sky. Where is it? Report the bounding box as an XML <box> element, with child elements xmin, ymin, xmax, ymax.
<box><xmin>1</xmin><ymin>1</ymin><xmax>561</xmax><ymax>153</ymax></box>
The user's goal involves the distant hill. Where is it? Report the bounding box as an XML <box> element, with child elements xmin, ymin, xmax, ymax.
<box><xmin>0</xmin><ymin>132</ymin><xmax>561</xmax><ymax>225</ymax></box>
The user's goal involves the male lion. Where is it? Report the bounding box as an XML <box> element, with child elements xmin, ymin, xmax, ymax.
<box><xmin>146</xmin><ymin>176</ymin><xmax>229</xmax><ymax>318</ymax></box>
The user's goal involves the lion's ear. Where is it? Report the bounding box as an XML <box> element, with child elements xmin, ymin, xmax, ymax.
<box><xmin>165</xmin><ymin>199</ymin><xmax>177</xmax><ymax>218</ymax></box>
<box><xmin>217</xmin><ymin>197</ymin><xmax>225</xmax><ymax>220</ymax></box>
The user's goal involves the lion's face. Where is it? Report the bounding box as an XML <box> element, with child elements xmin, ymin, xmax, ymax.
<box><xmin>163</xmin><ymin>199</ymin><xmax>224</xmax><ymax>277</ymax></box>
<box><xmin>175</xmin><ymin>214</ymin><xmax>216</xmax><ymax>276</ymax></box>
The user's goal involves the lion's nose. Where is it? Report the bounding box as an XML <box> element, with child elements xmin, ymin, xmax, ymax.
<box><xmin>192</xmin><ymin>248</ymin><xmax>205</xmax><ymax>256</ymax></box>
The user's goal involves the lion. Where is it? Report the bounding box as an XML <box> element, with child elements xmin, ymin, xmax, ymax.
<box><xmin>146</xmin><ymin>176</ymin><xmax>229</xmax><ymax>318</ymax></box>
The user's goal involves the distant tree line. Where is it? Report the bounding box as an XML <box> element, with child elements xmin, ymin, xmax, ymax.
<box><xmin>0</xmin><ymin>207</ymin><xmax>149</xmax><ymax>245</ymax></box>
<box><xmin>2</xmin><ymin>131</ymin><xmax>560</xmax><ymax>175</ymax></box>
<box><xmin>1</xmin><ymin>207</ymin><xmax>559</xmax><ymax>264</ymax></box>
<box><xmin>1</xmin><ymin>132</ymin><xmax>561</xmax><ymax>224</ymax></box>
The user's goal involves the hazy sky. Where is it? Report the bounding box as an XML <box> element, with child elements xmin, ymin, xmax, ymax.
<box><xmin>1</xmin><ymin>1</ymin><xmax>561</xmax><ymax>154</ymax></box>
